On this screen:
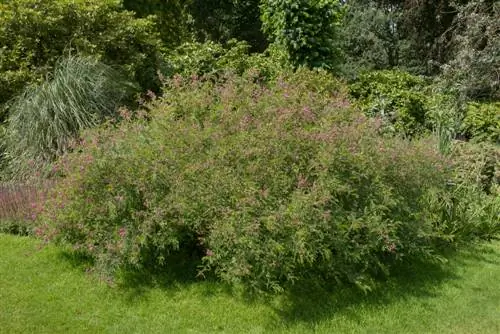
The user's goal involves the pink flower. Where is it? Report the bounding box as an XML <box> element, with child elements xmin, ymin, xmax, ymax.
<box><xmin>118</xmin><ymin>227</ymin><xmax>127</xmax><ymax>238</ymax></box>
<box><xmin>206</xmin><ymin>249</ymin><xmax>214</xmax><ymax>257</ymax></box>
<box><xmin>34</xmin><ymin>227</ymin><xmax>44</xmax><ymax>237</ymax></box>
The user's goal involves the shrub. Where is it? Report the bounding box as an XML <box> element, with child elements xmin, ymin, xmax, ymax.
<box><xmin>42</xmin><ymin>70</ymin><xmax>499</xmax><ymax>293</ymax></box>
<box><xmin>461</xmin><ymin>102</ymin><xmax>500</xmax><ymax>144</ymax></box>
<box><xmin>0</xmin><ymin>0</ymin><xmax>161</xmax><ymax>119</ymax></box>
<box><xmin>349</xmin><ymin>70</ymin><xmax>431</xmax><ymax>137</ymax></box>
<box><xmin>162</xmin><ymin>41</ymin><xmax>289</xmax><ymax>82</ymax></box>
<box><xmin>4</xmin><ymin>56</ymin><xmax>135</xmax><ymax>178</ymax></box>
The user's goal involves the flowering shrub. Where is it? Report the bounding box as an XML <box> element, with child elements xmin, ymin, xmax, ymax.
<box><xmin>42</xmin><ymin>70</ymin><xmax>499</xmax><ymax>292</ymax></box>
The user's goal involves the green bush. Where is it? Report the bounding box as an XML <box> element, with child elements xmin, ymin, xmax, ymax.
<box><xmin>349</xmin><ymin>70</ymin><xmax>431</xmax><ymax>137</ymax></box>
<box><xmin>41</xmin><ymin>70</ymin><xmax>498</xmax><ymax>293</ymax></box>
<box><xmin>122</xmin><ymin>0</ymin><xmax>191</xmax><ymax>47</ymax></box>
<box><xmin>461</xmin><ymin>102</ymin><xmax>500</xmax><ymax>144</ymax></box>
<box><xmin>162</xmin><ymin>41</ymin><xmax>289</xmax><ymax>82</ymax></box>
<box><xmin>163</xmin><ymin>40</ymin><xmax>253</xmax><ymax>77</ymax></box>
<box><xmin>0</xmin><ymin>0</ymin><xmax>161</xmax><ymax>119</ymax></box>
<box><xmin>4</xmin><ymin>56</ymin><xmax>135</xmax><ymax>178</ymax></box>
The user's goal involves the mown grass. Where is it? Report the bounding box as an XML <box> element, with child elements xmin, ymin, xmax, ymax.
<box><xmin>0</xmin><ymin>233</ymin><xmax>499</xmax><ymax>334</ymax></box>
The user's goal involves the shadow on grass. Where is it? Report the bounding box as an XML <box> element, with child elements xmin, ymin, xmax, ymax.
<box><xmin>55</xmin><ymin>241</ymin><xmax>499</xmax><ymax>326</ymax></box>
<box><xmin>57</xmin><ymin>250</ymin><xmax>95</xmax><ymax>270</ymax></box>
<box><xmin>276</xmin><ymin>243</ymin><xmax>499</xmax><ymax>326</ymax></box>
<box><xmin>56</xmin><ymin>246</ymin><xmax>233</xmax><ymax>303</ymax></box>
<box><xmin>275</xmin><ymin>259</ymin><xmax>456</xmax><ymax>326</ymax></box>
<box><xmin>116</xmin><ymin>251</ymin><xmax>206</xmax><ymax>300</ymax></box>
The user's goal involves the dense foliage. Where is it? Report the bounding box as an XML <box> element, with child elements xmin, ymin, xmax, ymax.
<box><xmin>39</xmin><ymin>72</ymin><xmax>499</xmax><ymax>292</ymax></box>
<box><xmin>441</xmin><ymin>0</ymin><xmax>499</xmax><ymax>101</ymax></box>
<box><xmin>461</xmin><ymin>102</ymin><xmax>500</xmax><ymax>144</ymax></box>
<box><xmin>340</xmin><ymin>1</ymin><xmax>398</xmax><ymax>76</ymax></box>
<box><xmin>122</xmin><ymin>0</ymin><xmax>190</xmax><ymax>48</ymax></box>
<box><xmin>349</xmin><ymin>71</ymin><xmax>431</xmax><ymax>137</ymax></box>
<box><xmin>163</xmin><ymin>40</ymin><xmax>288</xmax><ymax>81</ymax></box>
<box><xmin>261</xmin><ymin>0</ymin><xmax>344</xmax><ymax>69</ymax></box>
<box><xmin>189</xmin><ymin>0</ymin><xmax>267</xmax><ymax>52</ymax></box>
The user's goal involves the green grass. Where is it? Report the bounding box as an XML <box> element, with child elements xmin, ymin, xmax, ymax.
<box><xmin>1</xmin><ymin>233</ymin><xmax>499</xmax><ymax>334</ymax></box>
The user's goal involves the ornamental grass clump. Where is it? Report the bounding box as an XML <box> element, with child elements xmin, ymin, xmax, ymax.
<box><xmin>41</xmin><ymin>70</ymin><xmax>499</xmax><ymax>293</ymax></box>
<box><xmin>4</xmin><ymin>56</ymin><xmax>136</xmax><ymax>178</ymax></box>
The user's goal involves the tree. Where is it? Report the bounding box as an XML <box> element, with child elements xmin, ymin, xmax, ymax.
<box><xmin>188</xmin><ymin>0</ymin><xmax>268</xmax><ymax>52</ymax></box>
<box><xmin>442</xmin><ymin>0</ymin><xmax>499</xmax><ymax>100</ymax></box>
<box><xmin>398</xmin><ymin>0</ymin><xmax>463</xmax><ymax>74</ymax></box>
<box><xmin>340</xmin><ymin>1</ymin><xmax>399</xmax><ymax>76</ymax></box>
<box><xmin>122</xmin><ymin>0</ymin><xmax>191</xmax><ymax>47</ymax></box>
<box><xmin>261</xmin><ymin>0</ymin><xmax>345</xmax><ymax>69</ymax></box>
<box><xmin>341</xmin><ymin>0</ymin><xmax>465</xmax><ymax>75</ymax></box>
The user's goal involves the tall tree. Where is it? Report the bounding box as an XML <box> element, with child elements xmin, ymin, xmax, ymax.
<box><xmin>443</xmin><ymin>0</ymin><xmax>499</xmax><ymax>100</ymax></box>
<box><xmin>340</xmin><ymin>0</ymin><xmax>400</xmax><ymax>75</ymax></box>
<box><xmin>342</xmin><ymin>0</ymin><xmax>466</xmax><ymax>75</ymax></box>
<box><xmin>398</xmin><ymin>0</ymin><xmax>463</xmax><ymax>74</ymax></box>
<box><xmin>261</xmin><ymin>0</ymin><xmax>345</xmax><ymax>69</ymax></box>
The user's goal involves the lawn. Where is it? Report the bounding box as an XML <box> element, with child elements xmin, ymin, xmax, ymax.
<box><xmin>0</xmin><ymin>233</ymin><xmax>499</xmax><ymax>334</ymax></box>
